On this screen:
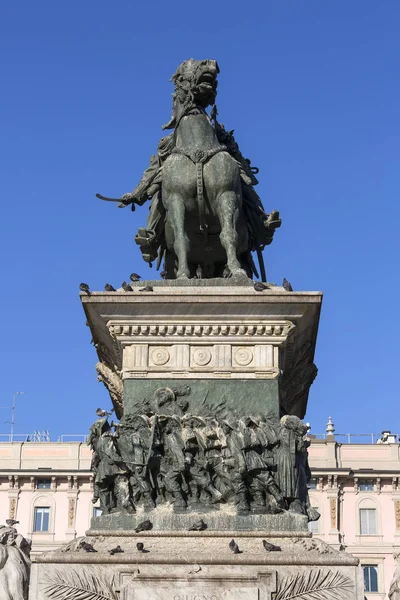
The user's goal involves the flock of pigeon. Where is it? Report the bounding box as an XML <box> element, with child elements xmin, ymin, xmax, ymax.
<box><xmin>4</xmin><ymin>518</ymin><xmax>280</xmax><ymax>556</ymax></box>
<box><xmin>78</xmin><ymin>517</ymin><xmax>281</xmax><ymax>555</ymax></box>
<box><xmin>79</xmin><ymin>275</ymin><xmax>293</xmax><ymax>295</ymax></box>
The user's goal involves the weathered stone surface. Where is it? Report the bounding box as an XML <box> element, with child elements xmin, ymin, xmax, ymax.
<box><xmin>81</xmin><ymin>284</ymin><xmax>322</xmax><ymax>419</ymax></box>
<box><xmin>89</xmin><ymin>508</ymin><xmax>308</xmax><ymax>533</ymax></box>
<box><xmin>29</xmin><ymin>533</ymin><xmax>365</xmax><ymax>600</ymax></box>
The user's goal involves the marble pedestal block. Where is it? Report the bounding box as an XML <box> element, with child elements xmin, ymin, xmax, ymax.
<box><xmin>81</xmin><ymin>280</ymin><xmax>322</xmax><ymax>420</ymax></box>
<box><xmin>29</xmin><ymin>531</ymin><xmax>364</xmax><ymax>600</ymax></box>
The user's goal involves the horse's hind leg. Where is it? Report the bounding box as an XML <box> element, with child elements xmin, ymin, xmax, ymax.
<box><xmin>216</xmin><ymin>191</ymin><xmax>248</xmax><ymax>279</ymax></box>
<box><xmin>167</xmin><ymin>193</ymin><xmax>190</xmax><ymax>279</ymax></box>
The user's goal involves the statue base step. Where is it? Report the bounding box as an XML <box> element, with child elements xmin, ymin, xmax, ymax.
<box><xmin>89</xmin><ymin>506</ymin><xmax>309</xmax><ymax>533</ymax></box>
<box><xmin>29</xmin><ymin>533</ymin><xmax>364</xmax><ymax>599</ymax></box>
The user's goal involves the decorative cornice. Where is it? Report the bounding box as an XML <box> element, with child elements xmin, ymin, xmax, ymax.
<box><xmin>108</xmin><ymin>321</ymin><xmax>295</xmax><ymax>340</ymax></box>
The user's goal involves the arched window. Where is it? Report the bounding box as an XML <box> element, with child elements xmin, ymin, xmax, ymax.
<box><xmin>357</xmin><ymin>497</ymin><xmax>379</xmax><ymax>535</ymax></box>
<box><xmin>30</xmin><ymin>494</ymin><xmax>56</xmax><ymax>534</ymax></box>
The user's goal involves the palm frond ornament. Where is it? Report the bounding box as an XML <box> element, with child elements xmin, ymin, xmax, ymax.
<box><xmin>274</xmin><ymin>569</ymin><xmax>354</xmax><ymax>600</ymax></box>
<box><xmin>41</xmin><ymin>567</ymin><xmax>119</xmax><ymax>600</ymax></box>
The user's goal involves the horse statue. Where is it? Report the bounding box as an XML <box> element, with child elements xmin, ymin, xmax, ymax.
<box><xmin>97</xmin><ymin>59</ymin><xmax>281</xmax><ymax>280</ymax></box>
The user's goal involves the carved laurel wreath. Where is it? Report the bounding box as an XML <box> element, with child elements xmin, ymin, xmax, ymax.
<box><xmin>274</xmin><ymin>569</ymin><xmax>354</xmax><ymax>599</ymax></box>
<box><xmin>41</xmin><ymin>567</ymin><xmax>119</xmax><ymax>600</ymax></box>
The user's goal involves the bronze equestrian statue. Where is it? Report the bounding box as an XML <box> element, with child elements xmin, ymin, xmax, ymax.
<box><xmin>97</xmin><ymin>59</ymin><xmax>281</xmax><ymax>280</ymax></box>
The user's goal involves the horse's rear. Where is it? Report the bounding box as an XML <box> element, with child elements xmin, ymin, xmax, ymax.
<box><xmin>162</xmin><ymin>149</ymin><xmax>249</xmax><ymax>279</ymax></box>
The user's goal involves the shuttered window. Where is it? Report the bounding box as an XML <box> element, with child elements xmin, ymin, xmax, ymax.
<box><xmin>360</xmin><ymin>508</ymin><xmax>377</xmax><ymax>534</ymax></box>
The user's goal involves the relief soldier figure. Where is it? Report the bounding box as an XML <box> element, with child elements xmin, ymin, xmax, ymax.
<box><xmin>88</xmin><ymin>409</ymin><xmax>315</xmax><ymax>519</ymax></box>
<box><xmin>274</xmin><ymin>415</ymin><xmax>318</xmax><ymax>518</ymax></box>
<box><xmin>88</xmin><ymin>418</ymin><xmax>133</xmax><ymax>514</ymax></box>
<box><xmin>160</xmin><ymin>415</ymin><xmax>187</xmax><ymax>511</ymax></box>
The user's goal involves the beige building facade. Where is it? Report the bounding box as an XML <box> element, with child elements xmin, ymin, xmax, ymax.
<box><xmin>1</xmin><ymin>432</ymin><xmax>399</xmax><ymax>598</ymax></box>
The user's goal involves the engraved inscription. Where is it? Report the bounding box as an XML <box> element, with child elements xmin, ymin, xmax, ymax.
<box><xmin>129</xmin><ymin>587</ymin><xmax>259</xmax><ymax>600</ymax></box>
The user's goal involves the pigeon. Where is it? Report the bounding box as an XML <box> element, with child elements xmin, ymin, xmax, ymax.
<box><xmin>188</xmin><ymin>519</ymin><xmax>207</xmax><ymax>531</ymax></box>
<box><xmin>135</xmin><ymin>519</ymin><xmax>153</xmax><ymax>533</ymax></box>
<box><xmin>282</xmin><ymin>278</ymin><xmax>293</xmax><ymax>292</ymax></box>
<box><xmin>196</xmin><ymin>265</ymin><xmax>203</xmax><ymax>279</ymax></box>
<box><xmin>5</xmin><ymin>519</ymin><xmax>19</xmax><ymax>527</ymax></box>
<box><xmin>104</xmin><ymin>283</ymin><xmax>116</xmax><ymax>292</ymax></box>
<box><xmin>121</xmin><ymin>281</ymin><xmax>133</xmax><ymax>292</ymax></box>
<box><xmin>79</xmin><ymin>541</ymin><xmax>97</xmax><ymax>552</ymax></box>
<box><xmin>160</xmin><ymin>271</ymin><xmax>168</xmax><ymax>280</ymax></box>
<box><xmin>79</xmin><ymin>283</ymin><xmax>90</xmax><ymax>295</ymax></box>
<box><xmin>136</xmin><ymin>542</ymin><xmax>145</xmax><ymax>552</ymax></box>
<box><xmin>262</xmin><ymin>540</ymin><xmax>281</xmax><ymax>552</ymax></box>
<box><xmin>139</xmin><ymin>286</ymin><xmax>153</xmax><ymax>292</ymax></box>
<box><xmin>130</xmin><ymin>273</ymin><xmax>141</xmax><ymax>282</ymax></box>
<box><xmin>96</xmin><ymin>408</ymin><xmax>112</xmax><ymax>418</ymax></box>
<box><xmin>229</xmin><ymin>539</ymin><xmax>241</xmax><ymax>554</ymax></box>
<box><xmin>254</xmin><ymin>282</ymin><xmax>269</xmax><ymax>292</ymax></box>
<box><xmin>108</xmin><ymin>545</ymin><xmax>124</xmax><ymax>555</ymax></box>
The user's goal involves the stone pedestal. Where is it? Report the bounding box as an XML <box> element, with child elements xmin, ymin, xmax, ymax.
<box><xmin>28</xmin><ymin>281</ymin><xmax>363</xmax><ymax>598</ymax></box>
<box><xmin>81</xmin><ymin>281</ymin><xmax>322</xmax><ymax>421</ymax></box>
<box><xmin>29</xmin><ymin>531</ymin><xmax>365</xmax><ymax>599</ymax></box>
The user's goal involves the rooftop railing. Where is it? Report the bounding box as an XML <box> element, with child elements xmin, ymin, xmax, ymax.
<box><xmin>1</xmin><ymin>433</ymin><xmax>398</xmax><ymax>444</ymax></box>
<box><xmin>0</xmin><ymin>432</ymin><xmax>87</xmax><ymax>443</ymax></box>
<box><xmin>310</xmin><ymin>433</ymin><xmax>400</xmax><ymax>444</ymax></box>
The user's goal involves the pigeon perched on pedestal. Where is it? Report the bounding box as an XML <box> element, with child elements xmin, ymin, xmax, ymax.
<box><xmin>135</xmin><ymin>519</ymin><xmax>153</xmax><ymax>533</ymax></box>
<box><xmin>96</xmin><ymin>408</ymin><xmax>112</xmax><ymax>418</ymax></box>
<box><xmin>188</xmin><ymin>519</ymin><xmax>207</xmax><ymax>531</ymax></box>
<box><xmin>79</xmin><ymin>541</ymin><xmax>97</xmax><ymax>552</ymax></box>
<box><xmin>79</xmin><ymin>283</ymin><xmax>91</xmax><ymax>295</ymax></box>
<box><xmin>121</xmin><ymin>281</ymin><xmax>133</xmax><ymax>292</ymax></box>
<box><xmin>229</xmin><ymin>539</ymin><xmax>241</xmax><ymax>554</ymax></box>
<box><xmin>139</xmin><ymin>285</ymin><xmax>153</xmax><ymax>292</ymax></box>
<box><xmin>104</xmin><ymin>283</ymin><xmax>116</xmax><ymax>292</ymax></box>
<box><xmin>262</xmin><ymin>539</ymin><xmax>281</xmax><ymax>552</ymax></box>
<box><xmin>130</xmin><ymin>273</ymin><xmax>141</xmax><ymax>282</ymax></box>
<box><xmin>108</xmin><ymin>545</ymin><xmax>124</xmax><ymax>555</ymax></box>
<box><xmin>254</xmin><ymin>282</ymin><xmax>269</xmax><ymax>292</ymax></box>
<box><xmin>282</xmin><ymin>278</ymin><xmax>293</xmax><ymax>292</ymax></box>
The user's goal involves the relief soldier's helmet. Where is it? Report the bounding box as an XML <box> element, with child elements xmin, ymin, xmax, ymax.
<box><xmin>281</xmin><ymin>415</ymin><xmax>302</xmax><ymax>431</ymax></box>
<box><xmin>132</xmin><ymin>415</ymin><xmax>150</xmax><ymax>429</ymax></box>
<box><xmin>221</xmin><ymin>418</ymin><xmax>236</xmax><ymax>431</ymax></box>
<box><xmin>181</xmin><ymin>414</ymin><xmax>206</xmax><ymax>428</ymax></box>
<box><xmin>155</xmin><ymin>387</ymin><xmax>176</xmax><ymax>407</ymax></box>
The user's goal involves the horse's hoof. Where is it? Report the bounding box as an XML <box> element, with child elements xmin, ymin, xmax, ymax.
<box><xmin>176</xmin><ymin>272</ymin><xmax>190</xmax><ymax>280</ymax></box>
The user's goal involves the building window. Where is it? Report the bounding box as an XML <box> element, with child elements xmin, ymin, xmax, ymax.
<box><xmin>308</xmin><ymin>478</ymin><xmax>317</xmax><ymax>490</ymax></box>
<box><xmin>34</xmin><ymin>507</ymin><xmax>50</xmax><ymax>532</ymax></box>
<box><xmin>37</xmin><ymin>479</ymin><xmax>51</xmax><ymax>489</ymax></box>
<box><xmin>363</xmin><ymin>565</ymin><xmax>378</xmax><ymax>592</ymax></box>
<box><xmin>359</xmin><ymin>479</ymin><xmax>374</xmax><ymax>491</ymax></box>
<box><xmin>360</xmin><ymin>508</ymin><xmax>377</xmax><ymax>534</ymax></box>
<box><xmin>93</xmin><ymin>507</ymin><xmax>102</xmax><ymax>518</ymax></box>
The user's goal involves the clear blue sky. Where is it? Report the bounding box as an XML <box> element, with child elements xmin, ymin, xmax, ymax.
<box><xmin>1</xmin><ymin>1</ymin><xmax>399</xmax><ymax>439</ymax></box>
